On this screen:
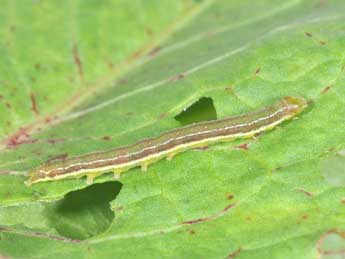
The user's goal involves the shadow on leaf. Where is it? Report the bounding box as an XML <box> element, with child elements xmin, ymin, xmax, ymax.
<box><xmin>174</xmin><ymin>97</ymin><xmax>217</xmax><ymax>126</ymax></box>
<box><xmin>44</xmin><ymin>181</ymin><xmax>122</xmax><ymax>240</ymax></box>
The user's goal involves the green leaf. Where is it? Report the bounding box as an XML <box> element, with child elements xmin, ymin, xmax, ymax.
<box><xmin>1</xmin><ymin>0</ymin><xmax>345</xmax><ymax>258</ymax></box>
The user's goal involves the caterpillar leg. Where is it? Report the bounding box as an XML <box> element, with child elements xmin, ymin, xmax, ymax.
<box><xmin>166</xmin><ymin>152</ymin><xmax>176</xmax><ymax>161</ymax></box>
<box><xmin>141</xmin><ymin>162</ymin><xmax>149</xmax><ymax>172</ymax></box>
<box><xmin>86</xmin><ymin>172</ymin><xmax>100</xmax><ymax>185</ymax></box>
<box><xmin>113</xmin><ymin>169</ymin><xmax>122</xmax><ymax>179</ymax></box>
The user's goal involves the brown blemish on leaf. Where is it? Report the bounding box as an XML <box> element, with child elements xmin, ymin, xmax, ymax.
<box><xmin>0</xmin><ymin>226</ymin><xmax>81</xmax><ymax>243</ymax></box>
<box><xmin>130</xmin><ymin>48</ymin><xmax>145</xmax><ymax>61</ymax></box>
<box><xmin>4</xmin><ymin>126</ymin><xmax>32</xmax><ymax>148</ymax></box>
<box><xmin>296</xmin><ymin>188</ymin><xmax>314</xmax><ymax>197</ymax></box>
<box><xmin>34</xmin><ymin>63</ymin><xmax>41</xmax><ymax>70</ymax></box>
<box><xmin>102</xmin><ymin>136</ymin><xmax>112</xmax><ymax>141</ymax></box>
<box><xmin>5</xmin><ymin>102</ymin><xmax>11</xmax><ymax>109</ymax></box>
<box><xmin>44</xmin><ymin>115</ymin><xmax>58</xmax><ymax>124</ymax></box>
<box><xmin>67</xmin><ymin>75</ymin><xmax>76</xmax><ymax>84</ymax></box>
<box><xmin>321</xmin><ymin>85</ymin><xmax>331</xmax><ymax>94</ymax></box>
<box><xmin>245</xmin><ymin>216</ymin><xmax>252</xmax><ymax>221</ymax></box>
<box><xmin>182</xmin><ymin>203</ymin><xmax>236</xmax><ymax>225</ymax></box>
<box><xmin>145</xmin><ymin>27</ymin><xmax>153</xmax><ymax>36</ymax></box>
<box><xmin>255</xmin><ymin>67</ymin><xmax>261</xmax><ymax>75</ymax></box>
<box><xmin>9</xmin><ymin>25</ymin><xmax>16</xmax><ymax>32</ymax></box>
<box><xmin>224</xmin><ymin>86</ymin><xmax>236</xmax><ymax>96</ymax></box>
<box><xmin>304</xmin><ymin>32</ymin><xmax>313</xmax><ymax>37</ymax></box>
<box><xmin>340</xmin><ymin>198</ymin><xmax>345</xmax><ymax>204</ymax></box>
<box><xmin>187</xmin><ymin>229</ymin><xmax>196</xmax><ymax>235</ymax></box>
<box><xmin>47</xmin><ymin>153</ymin><xmax>69</xmax><ymax>162</ymax></box>
<box><xmin>227</xmin><ymin>194</ymin><xmax>234</xmax><ymax>200</ymax></box>
<box><xmin>147</xmin><ymin>47</ymin><xmax>161</xmax><ymax>57</ymax></box>
<box><xmin>30</xmin><ymin>92</ymin><xmax>39</xmax><ymax>115</ymax></box>
<box><xmin>227</xmin><ymin>247</ymin><xmax>242</xmax><ymax>258</ymax></box>
<box><xmin>115</xmin><ymin>206</ymin><xmax>123</xmax><ymax>211</ymax></box>
<box><xmin>118</xmin><ymin>78</ymin><xmax>128</xmax><ymax>85</ymax></box>
<box><xmin>182</xmin><ymin>218</ymin><xmax>204</xmax><ymax>225</ymax></box>
<box><xmin>319</xmin><ymin>40</ymin><xmax>327</xmax><ymax>45</ymax></box>
<box><xmin>170</xmin><ymin>73</ymin><xmax>185</xmax><ymax>82</ymax></box>
<box><xmin>72</xmin><ymin>44</ymin><xmax>83</xmax><ymax>81</ymax></box>
<box><xmin>3</xmin><ymin>192</ymin><xmax>12</xmax><ymax>199</ymax></box>
<box><xmin>125</xmin><ymin>112</ymin><xmax>134</xmax><ymax>116</ymax></box>
<box><xmin>234</xmin><ymin>143</ymin><xmax>249</xmax><ymax>150</ymax></box>
<box><xmin>158</xmin><ymin>112</ymin><xmax>168</xmax><ymax>120</ymax></box>
<box><xmin>47</xmin><ymin>138</ymin><xmax>65</xmax><ymax>145</ymax></box>
<box><xmin>301</xmin><ymin>214</ymin><xmax>309</xmax><ymax>220</ymax></box>
<box><xmin>106</xmin><ymin>61</ymin><xmax>115</xmax><ymax>70</ymax></box>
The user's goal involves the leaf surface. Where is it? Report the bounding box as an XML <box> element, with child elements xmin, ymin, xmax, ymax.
<box><xmin>1</xmin><ymin>0</ymin><xmax>345</xmax><ymax>258</ymax></box>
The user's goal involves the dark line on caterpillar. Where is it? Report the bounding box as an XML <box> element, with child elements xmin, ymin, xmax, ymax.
<box><xmin>26</xmin><ymin>96</ymin><xmax>307</xmax><ymax>185</ymax></box>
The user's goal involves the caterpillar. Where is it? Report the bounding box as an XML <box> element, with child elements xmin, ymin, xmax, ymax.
<box><xmin>26</xmin><ymin>96</ymin><xmax>307</xmax><ymax>186</ymax></box>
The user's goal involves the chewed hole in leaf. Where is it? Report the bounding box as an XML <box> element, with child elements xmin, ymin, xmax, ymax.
<box><xmin>318</xmin><ymin>230</ymin><xmax>345</xmax><ymax>257</ymax></box>
<box><xmin>174</xmin><ymin>97</ymin><xmax>217</xmax><ymax>126</ymax></box>
<box><xmin>44</xmin><ymin>181</ymin><xmax>122</xmax><ymax>240</ymax></box>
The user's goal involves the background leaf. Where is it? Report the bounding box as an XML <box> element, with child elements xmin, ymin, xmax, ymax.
<box><xmin>1</xmin><ymin>0</ymin><xmax>345</xmax><ymax>258</ymax></box>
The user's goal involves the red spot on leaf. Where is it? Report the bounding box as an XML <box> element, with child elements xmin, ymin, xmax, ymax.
<box><xmin>47</xmin><ymin>153</ymin><xmax>69</xmax><ymax>162</ymax></box>
<box><xmin>115</xmin><ymin>206</ymin><xmax>123</xmax><ymax>211</ymax></box>
<box><xmin>245</xmin><ymin>216</ymin><xmax>252</xmax><ymax>221</ymax></box>
<box><xmin>227</xmin><ymin>247</ymin><xmax>242</xmax><ymax>258</ymax></box>
<box><xmin>47</xmin><ymin>138</ymin><xmax>65</xmax><ymax>144</ymax></box>
<box><xmin>227</xmin><ymin>194</ymin><xmax>234</xmax><ymax>200</ymax></box>
<box><xmin>224</xmin><ymin>86</ymin><xmax>237</xmax><ymax>96</ymax></box>
<box><xmin>44</xmin><ymin>116</ymin><xmax>58</xmax><ymax>124</ymax></box>
<box><xmin>297</xmin><ymin>188</ymin><xmax>314</xmax><ymax>197</ymax></box>
<box><xmin>30</xmin><ymin>92</ymin><xmax>39</xmax><ymax>115</ymax></box>
<box><xmin>234</xmin><ymin>143</ymin><xmax>249</xmax><ymax>150</ymax></box>
<box><xmin>321</xmin><ymin>85</ymin><xmax>331</xmax><ymax>94</ymax></box>
<box><xmin>130</xmin><ymin>48</ymin><xmax>145</xmax><ymax>60</ymax></box>
<box><xmin>5</xmin><ymin>126</ymin><xmax>33</xmax><ymax>148</ymax></box>
<box><xmin>73</xmin><ymin>44</ymin><xmax>83</xmax><ymax>81</ymax></box>
<box><xmin>182</xmin><ymin>203</ymin><xmax>236</xmax><ymax>225</ymax></box>
<box><xmin>170</xmin><ymin>73</ymin><xmax>185</xmax><ymax>82</ymax></box>
<box><xmin>158</xmin><ymin>112</ymin><xmax>168</xmax><ymax>119</ymax></box>
<box><xmin>35</xmin><ymin>63</ymin><xmax>41</xmax><ymax>70</ymax></box>
<box><xmin>301</xmin><ymin>214</ymin><xmax>309</xmax><ymax>220</ymax></box>
<box><xmin>182</xmin><ymin>218</ymin><xmax>204</xmax><ymax>225</ymax></box>
<box><xmin>147</xmin><ymin>47</ymin><xmax>161</xmax><ymax>57</ymax></box>
<box><xmin>145</xmin><ymin>27</ymin><xmax>153</xmax><ymax>36</ymax></box>
<box><xmin>188</xmin><ymin>229</ymin><xmax>196</xmax><ymax>235</ymax></box>
<box><xmin>223</xmin><ymin>204</ymin><xmax>235</xmax><ymax>212</ymax></box>
<box><xmin>118</xmin><ymin>79</ymin><xmax>128</xmax><ymax>85</ymax></box>
<box><xmin>9</xmin><ymin>25</ymin><xmax>16</xmax><ymax>32</ymax></box>
<box><xmin>107</xmin><ymin>61</ymin><xmax>114</xmax><ymax>70</ymax></box>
